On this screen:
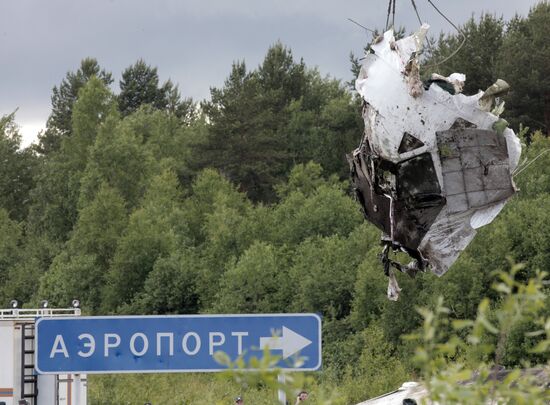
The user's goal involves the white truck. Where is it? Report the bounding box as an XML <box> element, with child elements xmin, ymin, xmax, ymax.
<box><xmin>0</xmin><ymin>307</ymin><xmax>87</xmax><ymax>405</ymax></box>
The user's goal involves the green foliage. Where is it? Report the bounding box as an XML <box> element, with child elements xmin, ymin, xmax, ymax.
<box><xmin>91</xmin><ymin>373</ymin><xmax>260</xmax><ymax>404</ymax></box>
<box><xmin>38</xmin><ymin>58</ymin><xmax>113</xmax><ymax>154</ymax></box>
<box><xmin>515</xmin><ymin>130</ymin><xmax>550</xmax><ymax>196</ymax></box>
<box><xmin>214</xmin><ymin>242</ymin><xmax>291</xmax><ymax>313</ymax></box>
<box><xmin>270</xmin><ymin>183</ymin><xmax>362</xmax><ymax>246</ymax></box>
<box><xmin>36</xmin><ymin>185</ymin><xmax>127</xmax><ymax>311</ymax></box>
<box><xmin>78</xmin><ymin>112</ymin><xmax>156</xmax><ymax>209</ymax></box>
<box><xmin>349</xmin><ymin>248</ymin><xmax>391</xmax><ymax>330</ymax></box>
<box><xmin>101</xmin><ymin>169</ymin><xmax>190</xmax><ymax>312</ymax></box>
<box><xmin>213</xmin><ymin>349</ymin><xmax>346</xmax><ymax>405</ymax></box>
<box><xmin>423</xmin><ymin>14</ymin><xmax>505</xmax><ymax>95</ymax></box>
<box><xmin>129</xmin><ymin>249</ymin><xmax>200</xmax><ymax>315</ymax></box>
<box><xmin>289</xmin><ymin>234</ymin><xmax>361</xmax><ymax>318</ymax></box>
<box><xmin>497</xmin><ymin>2</ymin><xmax>550</xmax><ymax>132</ymax></box>
<box><xmin>0</xmin><ymin>208</ymin><xmax>22</xmax><ymax>298</ymax></box>
<box><xmin>275</xmin><ymin>162</ymin><xmax>326</xmax><ymax>198</ymax></box>
<box><xmin>123</xmin><ymin>106</ymin><xmax>203</xmax><ymax>181</ymax></box>
<box><xmin>200</xmin><ymin>59</ymin><xmax>288</xmax><ymax>202</ymax></box>
<box><xmin>199</xmin><ymin>44</ymin><xmax>361</xmax><ymax>202</ymax></box>
<box><xmin>0</xmin><ymin>112</ymin><xmax>37</xmax><ymax>221</ymax></box>
<box><xmin>27</xmin><ymin>77</ymin><xmax>116</xmax><ymax>244</ymax></box>
<box><xmin>70</xmin><ymin>184</ymin><xmax>127</xmax><ymax>269</ymax></box>
<box><xmin>118</xmin><ymin>59</ymin><xmax>194</xmax><ymax>121</ymax></box>
<box><xmin>69</xmin><ymin>76</ymin><xmax>117</xmax><ymax>157</ymax></box>
<box><xmin>339</xmin><ymin>324</ymin><xmax>409</xmax><ymax>403</ymax></box>
<box><xmin>37</xmin><ymin>251</ymin><xmax>98</xmax><ymax>310</ymax></box>
<box><xmin>405</xmin><ymin>265</ymin><xmax>550</xmax><ymax>404</ymax></box>
<box><xmin>183</xmin><ymin>168</ymin><xmax>250</xmax><ymax>246</ymax></box>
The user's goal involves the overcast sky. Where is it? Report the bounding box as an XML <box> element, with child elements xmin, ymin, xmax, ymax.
<box><xmin>0</xmin><ymin>0</ymin><xmax>540</xmax><ymax>146</ymax></box>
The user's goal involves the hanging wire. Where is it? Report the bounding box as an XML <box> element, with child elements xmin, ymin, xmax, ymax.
<box><xmin>411</xmin><ymin>0</ymin><xmax>423</xmax><ymax>25</ymax></box>
<box><xmin>384</xmin><ymin>0</ymin><xmax>397</xmax><ymax>31</ymax></box>
<box><xmin>347</xmin><ymin>18</ymin><xmax>376</xmax><ymax>33</ymax></box>
<box><xmin>513</xmin><ymin>149</ymin><xmax>550</xmax><ymax>177</ymax></box>
<box><xmin>423</xmin><ymin>0</ymin><xmax>467</xmax><ymax>68</ymax></box>
<box><xmin>363</xmin><ymin>0</ymin><xmax>465</xmax><ymax>68</ymax></box>
<box><xmin>392</xmin><ymin>0</ymin><xmax>396</xmax><ymax>29</ymax></box>
<box><xmin>385</xmin><ymin>0</ymin><xmax>393</xmax><ymax>31</ymax></box>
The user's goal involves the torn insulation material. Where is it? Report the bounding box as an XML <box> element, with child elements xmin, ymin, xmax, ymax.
<box><xmin>349</xmin><ymin>25</ymin><xmax>521</xmax><ymax>300</ymax></box>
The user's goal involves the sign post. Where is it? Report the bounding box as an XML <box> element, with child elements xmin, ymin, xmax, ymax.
<box><xmin>278</xmin><ymin>373</ymin><xmax>287</xmax><ymax>405</ymax></box>
<box><xmin>35</xmin><ymin>314</ymin><xmax>321</xmax><ymax>374</ymax></box>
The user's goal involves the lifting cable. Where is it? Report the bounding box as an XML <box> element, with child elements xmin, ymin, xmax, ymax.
<box><xmin>410</xmin><ymin>0</ymin><xmax>436</xmax><ymax>54</ymax></box>
<box><xmin>385</xmin><ymin>0</ymin><xmax>397</xmax><ymax>31</ymax></box>
<box><xmin>386</xmin><ymin>0</ymin><xmax>466</xmax><ymax>68</ymax></box>
<box><xmin>350</xmin><ymin>0</ymin><xmax>466</xmax><ymax>68</ymax></box>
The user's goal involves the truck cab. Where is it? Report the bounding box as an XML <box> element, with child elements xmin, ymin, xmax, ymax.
<box><xmin>0</xmin><ymin>306</ymin><xmax>87</xmax><ymax>405</ymax></box>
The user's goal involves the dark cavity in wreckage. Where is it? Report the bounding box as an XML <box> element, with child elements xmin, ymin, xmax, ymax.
<box><xmin>348</xmin><ymin>25</ymin><xmax>521</xmax><ymax>300</ymax></box>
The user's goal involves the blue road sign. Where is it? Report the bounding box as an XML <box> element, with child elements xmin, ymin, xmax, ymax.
<box><xmin>35</xmin><ymin>314</ymin><xmax>321</xmax><ymax>374</ymax></box>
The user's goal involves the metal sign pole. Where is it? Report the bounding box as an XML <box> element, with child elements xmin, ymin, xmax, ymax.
<box><xmin>74</xmin><ymin>374</ymin><xmax>81</xmax><ymax>405</ymax></box>
<box><xmin>278</xmin><ymin>373</ymin><xmax>286</xmax><ymax>405</ymax></box>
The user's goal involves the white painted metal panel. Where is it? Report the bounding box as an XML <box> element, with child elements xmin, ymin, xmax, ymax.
<box><xmin>0</xmin><ymin>323</ymin><xmax>15</xmax><ymax>405</ymax></box>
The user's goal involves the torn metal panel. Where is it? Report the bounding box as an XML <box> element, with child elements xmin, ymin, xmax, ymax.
<box><xmin>398</xmin><ymin>132</ymin><xmax>425</xmax><ymax>153</ymax></box>
<box><xmin>350</xmin><ymin>25</ymin><xmax>521</xmax><ymax>298</ymax></box>
<box><xmin>479</xmin><ymin>79</ymin><xmax>510</xmax><ymax>112</ymax></box>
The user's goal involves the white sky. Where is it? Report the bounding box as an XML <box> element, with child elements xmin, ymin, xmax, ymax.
<box><xmin>0</xmin><ymin>0</ymin><xmax>541</xmax><ymax>148</ymax></box>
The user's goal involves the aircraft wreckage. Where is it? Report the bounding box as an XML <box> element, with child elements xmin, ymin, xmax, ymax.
<box><xmin>349</xmin><ymin>25</ymin><xmax>521</xmax><ymax>300</ymax></box>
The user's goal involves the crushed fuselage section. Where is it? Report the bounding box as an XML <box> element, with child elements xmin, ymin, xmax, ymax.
<box><xmin>349</xmin><ymin>25</ymin><xmax>521</xmax><ymax>298</ymax></box>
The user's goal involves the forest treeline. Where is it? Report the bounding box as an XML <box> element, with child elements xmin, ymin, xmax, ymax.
<box><xmin>1</xmin><ymin>3</ymin><xmax>550</xmax><ymax>402</ymax></box>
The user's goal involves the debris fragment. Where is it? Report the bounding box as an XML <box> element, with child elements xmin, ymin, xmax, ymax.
<box><xmin>349</xmin><ymin>25</ymin><xmax>521</xmax><ymax>300</ymax></box>
<box><xmin>387</xmin><ymin>269</ymin><xmax>402</xmax><ymax>302</ymax></box>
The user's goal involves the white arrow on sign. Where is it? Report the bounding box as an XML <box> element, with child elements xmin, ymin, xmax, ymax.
<box><xmin>259</xmin><ymin>326</ymin><xmax>312</xmax><ymax>359</ymax></box>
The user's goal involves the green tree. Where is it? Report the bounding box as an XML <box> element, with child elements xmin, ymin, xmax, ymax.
<box><xmin>285</xmin><ymin>76</ymin><xmax>362</xmax><ymax>177</ymax></box>
<box><xmin>408</xmin><ymin>267</ymin><xmax>550</xmax><ymax>404</ymax></box>
<box><xmin>182</xmin><ymin>168</ymin><xmax>251</xmax><ymax>246</ymax></box>
<box><xmin>122</xmin><ymin>106</ymin><xmax>204</xmax><ymax>183</ymax></box>
<box><xmin>0</xmin><ymin>208</ymin><xmax>22</xmax><ymax>304</ymax></box>
<box><xmin>289</xmin><ymin>224</ymin><xmax>375</xmax><ymax>319</ymax></box>
<box><xmin>349</xmin><ymin>247</ymin><xmax>391</xmax><ymax>331</ymax></box>
<box><xmin>118</xmin><ymin>59</ymin><xmax>193</xmax><ymax>120</ymax></box>
<box><xmin>423</xmin><ymin>14</ymin><xmax>505</xmax><ymax>95</ymax></box>
<box><xmin>101</xmin><ymin>170</ymin><xmax>190</xmax><ymax>312</ymax></box>
<box><xmin>200</xmin><ymin>60</ymin><xmax>287</xmax><ymax>201</ymax></box>
<box><xmin>37</xmin><ymin>58</ymin><xmax>113</xmax><ymax>154</ymax></box>
<box><xmin>213</xmin><ymin>242</ymin><xmax>291</xmax><ymax>313</ymax></box>
<box><xmin>27</xmin><ymin>77</ymin><xmax>116</xmax><ymax>243</ymax></box>
<box><xmin>497</xmin><ymin>2</ymin><xmax>550</xmax><ymax>132</ymax></box>
<box><xmin>78</xmin><ymin>112</ymin><xmax>156</xmax><ymax>209</ymax></box>
<box><xmin>316</xmin><ymin>94</ymin><xmax>362</xmax><ymax>176</ymax></box>
<box><xmin>270</xmin><ymin>182</ymin><xmax>362</xmax><ymax>246</ymax></box>
<box><xmin>129</xmin><ymin>250</ymin><xmax>200</xmax><ymax>315</ymax></box>
<box><xmin>514</xmin><ymin>131</ymin><xmax>550</xmax><ymax>197</ymax></box>
<box><xmin>36</xmin><ymin>184</ymin><xmax>127</xmax><ymax>311</ymax></box>
<box><xmin>69</xmin><ymin>184</ymin><xmax>128</xmax><ymax>270</ymax></box>
<box><xmin>199</xmin><ymin>44</ymin><xmax>361</xmax><ymax>201</ymax></box>
<box><xmin>0</xmin><ymin>112</ymin><xmax>37</xmax><ymax>221</ymax></box>
<box><xmin>256</xmin><ymin>42</ymin><xmax>307</xmax><ymax>111</ymax></box>
<box><xmin>185</xmin><ymin>169</ymin><xmax>254</xmax><ymax>307</ymax></box>
<box><xmin>339</xmin><ymin>324</ymin><xmax>409</xmax><ymax>403</ymax></box>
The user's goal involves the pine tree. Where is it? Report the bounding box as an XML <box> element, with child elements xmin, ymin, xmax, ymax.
<box><xmin>118</xmin><ymin>59</ymin><xmax>194</xmax><ymax>120</ymax></box>
<box><xmin>497</xmin><ymin>2</ymin><xmax>550</xmax><ymax>133</ymax></box>
<box><xmin>37</xmin><ymin>58</ymin><xmax>113</xmax><ymax>155</ymax></box>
